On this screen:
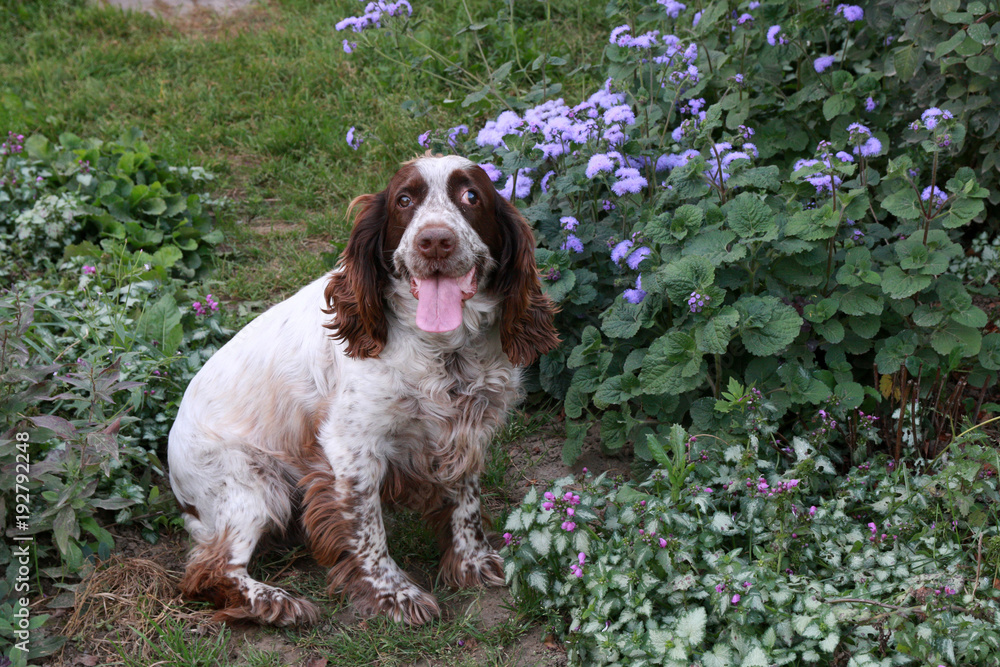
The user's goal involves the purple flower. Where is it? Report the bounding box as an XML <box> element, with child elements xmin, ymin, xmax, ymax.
<box><xmin>921</xmin><ymin>185</ymin><xmax>947</xmax><ymax>207</ymax></box>
<box><xmin>658</xmin><ymin>0</ymin><xmax>686</xmax><ymax>18</ymax></box>
<box><xmin>541</xmin><ymin>171</ymin><xmax>556</xmax><ymax>193</ymax></box>
<box><xmin>611</xmin><ymin>167</ymin><xmax>647</xmax><ymax>196</ymax></box>
<box><xmin>346</xmin><ymin>126</ymin><xmax>363</xmax><ymax>150</ymax></box>
<box><xmin>562</xmin><ymin>234</ymin><xmax>584</xmax><ymax>253</ymax></box>
<box><xmin>626</xmin><ymin>246</ymin><xmax>651</xmax><ymax>269</ymax></box>
<box><xmin>623</xmin><ymin>275</ymin><xmax>647</xmax><ymax>304</ymax></box>
<box><xmin>478</xmin><ymin>163</ymin><xmax>502</xmax><ymax>182</ymax></box>
<box><xmin>342</xmin><ymin>39</ymin><xmax>357</xmax><ymax>53</ymax></box>
<box><xmin>586</xmin><ymin>153</ymin><xmax>616</xmax><ymax>179</ymax></box>
<box><xmin>736</xmin><ymin>13</ymin><xmax>754</xmax><ymax>25</ymax></box>
<box><xmin>836</xmin><ymin>4</ymin><xmax>864</xmax><ymax>21</ymax></box>
<box><xmin>498</xmin><ymin>170</ymin><xmax>534</xmax><ymax>200</ymax></box>
<box><xmin>561</xmin><ymin>520</ymin><xmax>577</xmax><ymax>532</ymax></box>
<box><xmin>417</xmin><ymin>131</ymin><xmax>430</xmax><ymax>147</ymax></box>
<box><xmin>610</xmin><ymin>25</ymin><xmax>632</xmax><ymax>45</ymax></box>
<box><xmin>447</xmin><ymin>124</ymin><xmax>468</xmax><ymax>146</ymax></box>
<box><xmin>814</xmin><ymin>55</ymin><xmax>836</xmax><ymax>73</ymax></box>
<box><xmin>542</xmin><ymin>501</ymin><xmax>554</xmax><ymax>511</ymax></box>
<box><xmin>603</xmin><ymin>104</ymin><xmax>636</xmax><ymax>126</ymax></box>
<box><xmin>731</xmin><ymin>594</ymin><xmax>741</xmax><ymax>605</ymax></box>
<box><xmin>503</xmin><ymin>532</ymin><xmax>513</xmax><ymax>545</ymax></box>
<box><xmin>688</xmin><ymin>291</ymin><xmax>709</xmax><ymax>313</ymax></box>
<box><xmin>560</xmin><ymin>216</ymin><xmax>579</xmax><ymax>231</ymax></box>
<box><xmin>715</xmin><ymin>583</ymin><xmax>725</xmax><ymax>593</ymax></box>
<box><xmin>921</xmin><ymin>107</ymin><xmax>946</xmax><ymax>130</ymax></box>
<box><xmin>82</xmin><ymin>265</ymin><xmax>97</xmax><ymax>275</ymax></box>
<box><xmin>693</xmin><ymin>10</ymin><xmax>702</xmax><ymax>26</ymax></box>
<box><xmin>865</xmin><ymin>97</ymin><xmax>877</xmax><ymax>112</ymax></box>
<box><xmin>611</xmin><ymin>240</ymin><xmax>634</xmax><ymax>265</ymax></box>
<box><xmin>858</xmin><ymin>137</ymin><xmax>882</xmax><ymax>157</ymax></box>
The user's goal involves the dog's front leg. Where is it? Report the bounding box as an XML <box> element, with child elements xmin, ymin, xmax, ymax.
<box><xmin>301</xmin><ymin>452</ymin><xmax>440</xmax><ymax>625</ymax></box>
<box><xmin>437</xmin><ymin>474</ymin><xmax>505</xmax><ymax>588</ymax></box>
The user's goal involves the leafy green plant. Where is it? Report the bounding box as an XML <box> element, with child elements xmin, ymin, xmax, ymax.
<box><xmin>1</xmin><ymin>128</ymin><xmax>223</xmax><ymax>278</ymax></box>
<box><xmin>415</xmin><ymin>0</ymin><xmax>1000</xmax><ymax>464</ymax></box>
<box><xmin>502</xmin><ymin>417</ymin><xmax>1000</xmax><ymax>665</ymax></box>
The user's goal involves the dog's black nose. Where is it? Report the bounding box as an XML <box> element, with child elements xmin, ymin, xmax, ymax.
<box><xmin>416</xmin><ymin>225</ymin><xmax>456</xmax><ymax>260</ymax></box>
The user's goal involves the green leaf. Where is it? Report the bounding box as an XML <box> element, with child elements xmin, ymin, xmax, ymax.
<box><xmin>980</xmin><ymin>333</ymin><xmax>1000</xmax><ymax>370</ymax></box>
<box><xmin>935</xmin><ymin>30</ymin><xmax>967</xmax><ymax>58</ymax></box>
<box><xmin>695</xmin><ymin>306</ymin><xmax>740</xmax><ymax>354</ymax></box>
<box><xmin>676</xmin><ymin>607</ymin><xmax>707</xmax><ymax>646</ymax></box>
<box><xmin>893</xmin><ymin>44</ymin><xmax>920</xmax><ymax>81</ymax></box>
<box><xmin>601</xmin><ymin>299</ymin><xmax>643</xmax><ymax>338</ymax></box>
<box><xmin>874</xmin><ymin>333</ymin><xmax>917</xmax><ymax>374</ymax></box>
<box><xmin>639</xmin><ymin>332</ymin><xmax>706</xmax><ymax>395</ymax></box>
<box><xmin>593</xmin><ymin>374</ymin><xmax>640</xmax><ymax>408</ymax></box>
<box><xmin>659</xmin><ymin>255</ymin><xmax>715</xmax><ymax>305</ymax></box>
<box><xmin>135</xmin><ymin>294</ymin><xmax>183</xmax><ymax>356</ymax></box>
<box><xmin>567</xmin><ymin>326</ymin><xmax>602</xmax><ymax>368</ymax></box>
<box><xmin>562</xmin><ymin>420</ymin><xmax>587</xmax><ymax>465</ymax></box>
<box><xmin>838</xmin><ymin>286</ymin><xmax>884</xmax><ymax>316</ymax></box>
<box><xmin>53</xmin><ymin>506</ymin><xmax>77</xmax><ymax>556</ymax></box>
<box><xmin>735</xmin><ymin>296</ymin><xmax>803</xmax><ymax>356</ymax></box>
<box><xmin>814</xmin><ymin>318</ymin><xmax>845</xmax><ymax>343</ymax></box>
<box><xmin>931</xmin><ymin>322</ymin><xmax>982</xmax><ymax>357</ymax></box>
<box><xmin>462</xmin><ymin>84</ymin><xmax>491</xmax><ymax>107</ymax></box>
<box><xmin>726</xmin><ymin>192</ymin><xmax>777</xmax><ymax>240</ymax></box>
<box><xmin>725</xmin><ymin>165</ymin><xmax>781</xmax><ymax>191</ymax></box>
<box><xmin>881</xmin><ymin>265</ymin><xmax>932</xmax><ymax>299</ymax></box>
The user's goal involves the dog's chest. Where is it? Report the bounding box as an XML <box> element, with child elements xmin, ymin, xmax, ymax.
<box><xmin>388</xmin><ymin>351</ymin><xmax>517</xmax><ymax>446</ymax></box>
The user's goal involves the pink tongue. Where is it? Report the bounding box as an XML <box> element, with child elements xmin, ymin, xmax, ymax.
<box><xmin>415</xmin><ymin>275</ymin><xmax>465</xmax><ymax>332</ymax></box>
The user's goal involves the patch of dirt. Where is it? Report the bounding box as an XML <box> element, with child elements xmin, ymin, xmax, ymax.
<box><xmin>98</xmin><ymin>0</ymin><xmax>280</xmax><ymax>39</ymax></box>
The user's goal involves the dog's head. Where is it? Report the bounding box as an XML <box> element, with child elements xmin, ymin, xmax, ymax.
<box><xmin>324</xmin><ymin>155</ymin><xmax>559</xmax><ymax>365</ymax></box>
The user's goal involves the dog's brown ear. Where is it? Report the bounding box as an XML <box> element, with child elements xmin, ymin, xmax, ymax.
<box><xmin>491</xmin><ymin>196</ymin><xmax>560</xmax><ymax>366</ymax></box>
<box><xmin>324</xmin><ymin>193</ymin><xmax>390</xmax><ymax>359</ymax></box>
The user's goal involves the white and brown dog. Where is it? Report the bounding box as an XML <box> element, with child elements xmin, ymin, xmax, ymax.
<box><xmin>167</xmin><ymin>155</ymin><xmax>559</xmax><ymax>626</ymax></box>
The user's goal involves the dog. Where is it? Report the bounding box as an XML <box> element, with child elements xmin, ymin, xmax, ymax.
<box><xmin>167</xmin><ymin>154</ymin><xmax>559</xmax><ymax>626</ymax></box>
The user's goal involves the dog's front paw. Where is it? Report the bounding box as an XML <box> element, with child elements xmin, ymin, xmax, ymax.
<box><xmin>440</xmin><ymin>548</ymin><xmax>505</xmax><ymax>588</ymax></box>
<box><xmin>345</xmin><ymin>576</ymin><xmax>441</xmax><ymax>625</ymax></box>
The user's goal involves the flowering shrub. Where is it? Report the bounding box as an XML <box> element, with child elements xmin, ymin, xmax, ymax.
<box><xmin>412</xmin><ymin>0</ymin><xmax>1000</xmax><ymax>463</ymax></box>
<box><xmin>1</xmin><ymin>128</ymin><xmax>223</xmax><ymax>278</ymax></box>
<box><xmin>0</xmin><ymin>129</ymin><xmax>231</xmax><ymax>663</ymax></box>
<box><xmin>503</xmin><ymin>418</ymin><xmax>1000</xmax><ymax>665</ymax></box>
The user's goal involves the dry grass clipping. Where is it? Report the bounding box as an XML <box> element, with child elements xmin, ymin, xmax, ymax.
<box><xmin>61</xmin><ymin>555</ymin><xmax>217</xmax><ymax>660</ymax></box>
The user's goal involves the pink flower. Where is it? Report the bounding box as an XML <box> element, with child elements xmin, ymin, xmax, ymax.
<box><xmin>659</xmin><ymin>538</ymin><xmax>667</xmax><ymax>548</ymax></box>
<box><xmin>731</xmin><ymin>594</ymin><xmax>741</xmax><ymax>605</ymax></box>
<box><xmin>561</xmin><ymin>521</ymin><xmax>577</xmax><ymax>532</ymax></box>
<box><xmin>83</xmin><ymin>265</ymin><xmax>96</xmax><ymax>275</ymax></box>
<box><xmin>503</xmin><ymin>532</ymin><xmax>513</xmax><ymax>545</ymax></box>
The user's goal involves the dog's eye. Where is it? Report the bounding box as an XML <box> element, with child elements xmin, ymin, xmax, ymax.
<box><xmin>462</xmin><ymin>190</ymin><xmax>479</xmax><ymax>205</ymax></box>
<box><xmin>397</xmin><ymin>195</ymin><xmax>412</xmax><ymax>208</ymax></box>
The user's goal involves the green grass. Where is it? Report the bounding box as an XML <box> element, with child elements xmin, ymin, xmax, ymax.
<box><xmin>0</xmin><ymin>0</ymin><xmax>608</xmax><ymax>303</ymax></box>
<box><xmin>1</xmin><ymin>1</ymin><xmax>602</xmax><ymax>663</ymax></box>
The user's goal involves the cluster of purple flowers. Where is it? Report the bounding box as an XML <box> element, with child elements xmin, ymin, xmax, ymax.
<box><xmin>910</xmin><ymin>107</ymin><xmax>955</xmax><ymax>132</ymax></box>
<box><xmin>658</xmin><ymin>0</ymin><xmax>686</xmax><ymax>18</ymax></box>
<box><xmin>921</xmin><ymin>185</ymin><xmax>948</xmax><ymax>207</ymax></box>
<box><xmin>715</xmin><ymin>580</ymin><xmax>751</xmax><ymax>605</ymax></box>
<box><xmin>793</xmin><ymin>142</ymin><xmax>855</xmax><ymax>194</ymax></box>
<box><xmin>847</xmin><ymin>123</ymin><xmax>883</xmax><ymax>158</ymax></box>
<box><xmin>192</xmin><ymin>294</ymin><xmax>219</xmax><ymax>316</ymax></box>
<box><xmin>569</xmin><ymin>552</ymin><xmax>586</xmax><ymax>578</ymax></box>
<box><xmin>623</xmin><ymin>275</ymin><xmax>647</xmax><ymax>304</ymax></box>
<box><xmin>1</xmin><ymin>131</ymin><xmax>25</xmax><ymax>157</ymax></box>
<box><xmin>703</xmin><ymin>141</ymin><xmax>755</xmax><ymax>186</ymax></box>
<box><xmin>835</xmin><ymin>4</ymin><xmax>864</xmax><ymax>21</ymax></box>
<box><xmin>688</xmin><ymin>291</ymin><xmax>709</xmax><ymax>313</ymax></box>
<box><xmin>542</xmin><ymin>490</ymin><xmax>582</xmax><ymax>532</ymax></box>
<box><xmin>335</xmin><ymin>1</ymin><xmax>412</xmax><ymax>33</ymax></box>
<box><xmin>745</xmin><ymin>476</ymin><xmax>800</xmax><ymax>497</ymax></box>
<box><xmin>867</xmin><ymin>521</ymin><xmax>897</xmax><ymax>544</ymax></box>
<box><xmin>766</xmin><ymin>25</ymin><xmax>787</xmax><ymax>46</ymax></box>
<box><xmin>813</xmin><ymin>55</ymin><xmax>836</xmax><ymax>73</ymax></box>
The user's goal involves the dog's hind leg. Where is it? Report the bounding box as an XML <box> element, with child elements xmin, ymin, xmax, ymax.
<box><xmin>175</xmin><ymin>457</ymin><xmax>320</xmax><ymax>626</ymax></box>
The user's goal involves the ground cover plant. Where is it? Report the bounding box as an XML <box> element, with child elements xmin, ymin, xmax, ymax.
<box><xmin>3</xmin><ymin>0</ymin><xmax>1000</xmax><ymax>665</ymax></box>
